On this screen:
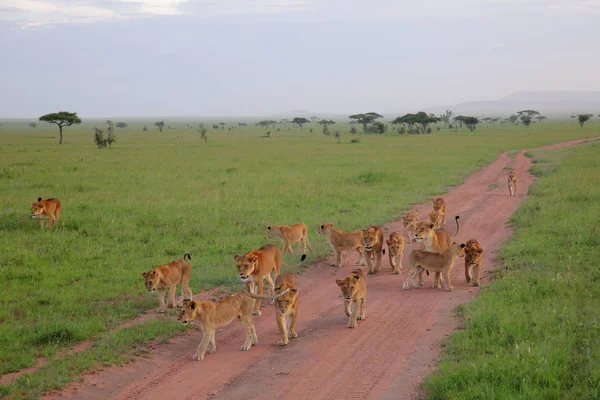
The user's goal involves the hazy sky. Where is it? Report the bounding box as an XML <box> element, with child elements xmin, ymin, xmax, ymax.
<box><xmin>1</xmin><ymin>0</ymin><xmax>600</xmax><ymax>117</ymax></box>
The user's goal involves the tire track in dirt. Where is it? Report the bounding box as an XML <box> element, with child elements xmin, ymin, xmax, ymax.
<box><xmin>45</xmin><ymin>137</ymin><xmax>598</xmax><ymax>400</ymax></box>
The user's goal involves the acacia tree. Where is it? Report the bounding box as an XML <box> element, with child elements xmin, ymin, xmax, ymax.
<box><xmin>39</xmin><ymin>111</ymin><xmax>82</xmax><ymax>144</ymax></box>
<box><xmin>310</xmin><ymin>116</ymin><xmax>320</xmax><ymax>124</ymax></box>
<box><xmin>257</xmin><ymin>120</ymin><xmax>276</xmax><ymax>130</ymax></box>
<box><xmin>577</xmin><ymin>114</ymin><xmax>593</xmax><ymax>129</ymax></box>
<box><xmin>116</xmin><ymin>122</ymin><xmax>128</xmax><ymax>128</ymax></box>
<box><xmin>413</xmin><ymin>112</ymin><xmax>439</xmax><ymax>133</ymax></box>
<box><xmin>349</xmin><ymin>112</ymin><xmax>383</xmax><ymax>133</ymax></box>
<box><xmin>318</xmin><ymin>119</ymin><xmax>336</xmax><ymax>135</ymax></box>
<box><xmin>154</xmin><ymin>121</ymin><xmax>165</xmax><ymax>132</ymax></box>
<box><xmin>508</xmin><ymin>114</ymin><xmax>519</xmax><ymax>125</ymax></box>
<box><xmin>453</xmin><ymin>115</ymin><xmax>467</xmax><ymax>128</ymax></box>
<box><xmin>463</xmin><ymin>117</ymin><xmax>479</xmax><ymax>132</ymax></box>
<box><xmin>197</xmin><ymin>124</ymin><xmax>208</xmax><ymax>143</ymax></box>
<box><xmin>517</xmin><ymin>110</ymin><xmax>540</xmax><ymax>127</ymax></box>
<box><xmin>29</xmin><ymin>122</ymin><xmax>37</xmax><ymax>128</ymax></box>
<box><xmin>391</xmin><ymin>114</ymin><xmax>417</xmax><ymax>133</ymax></box>
<box><xmin>292</xmin><ymin>117</ymin><xmax>310</xmax><ymax>130</ymax></box>
<box><xmin>439</xmin><ymin>109</ymin><xmax>453</xmax><ymax>128</ymax></box>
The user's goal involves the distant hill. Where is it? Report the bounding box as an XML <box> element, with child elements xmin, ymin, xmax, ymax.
<box><xmin>426</xmin><ymin>91</ymin><xmax>600</xmax><ymax>116</ymax></box>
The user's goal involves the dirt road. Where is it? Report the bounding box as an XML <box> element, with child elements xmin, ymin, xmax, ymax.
<box><xmin>46</xmin><ymin>138</ymin><xmax>596</xmax><ymax>400</ymax></box>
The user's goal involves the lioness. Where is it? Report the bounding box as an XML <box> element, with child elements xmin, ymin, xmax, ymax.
<box><xmin>30</xmin><ymin>197</ymin><xmax>62</xmax><ymax>229</ymax></box>
<box><xmin>432</xmin><ymin>197</ymin><xmax>446</xmax><ymax>228</ymax></box>
<box><xmin>318</xmin><ymin>223</ymin><xmax>365</xmax><ymax>268</ymax></box>
<box><xmin>361</xmin><ymin>226</ymin><xmax>384</xmax><ymax>274</ymax></box>
<box><xmin>234</xmin><ymin>244</ymin><xmax>282</xmax><ymax>316</ymax></box>
<box><xmin>403</xmin><ymin>243</ymin><xmax>466</xmax><ymax>291</ymax></box>
<box><xmin>269</xmin><ymin>273</ymin><xmax>299</xmax><ymax>346</ymax></box>
<box><xmin>414</xmin><ymin>215</ymin><xmax>460</xmax><ymax>253</ymax></box>
<box><xmin>508</xmin><ymin>172</ymin><xmax>517</xmax><ymax>197</ymax></box>
<box><xmin>464</xmin><ymin>239</ymin><xmax>484</xmax><ymax>287</ymax></box>
<box><xmin>267</xmin><ymin>223</ymin><xmax>312</xmax><ymax>255</ymax></box>
<box><xmin>178</xmin><ymin>292</ymin><xmax>258</xmax><ymax>360</ymax></box>
<box><xmin>336</xmin><ymin>268</ymin><xmax>367</xmax><ymax>328</ymax></box>
<box><xmin>402</xmin><ymin>210</ymin><xmax>419</xmax><ymax>243</ymax></box>
<box><xmin>142</xmin><ymin>253</ymin><xmax>192</xmax><ymax>311</ymax></box>
<box><xmin>386</xmin><ymin>231</ymin><xmax>405</xmax><ymax>274</ymax></box>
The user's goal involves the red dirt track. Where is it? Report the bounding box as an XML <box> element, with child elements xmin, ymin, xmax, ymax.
<box><xmin>45</xmin><ymin>138</ymin><xmax>596</xmax><ymax>400</ymax></box>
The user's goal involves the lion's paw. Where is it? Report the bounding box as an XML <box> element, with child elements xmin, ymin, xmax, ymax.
<box><xmin>277</xmin><ymin>340</ymin><xmax>289</xmax><ymax>346</ymax></box>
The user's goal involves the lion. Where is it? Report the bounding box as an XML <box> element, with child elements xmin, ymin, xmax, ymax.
<box><xmin>402</xmin><ymin>210</ymin><xmax>419</xmax><ymax>243</ymax></box>
<box><xmin>234</xmin><ymin>244</ymin><xmax>303</xmax><ymax>316</ymax></box>
<box><xmin>431</xmin><ymin>197</ymin><xmax>446</xmax><ymax>228</ymax></box>
<box><xmin>414</xmin><ymin>215</ymin><xmax>460</xmax><ymax>253</ymax></box>
<box><xmin>267</xmin><ymin>222</ymin><xmax>312</xmax><ymax>255</ymax></box>
<box><xmin>508</xmin><ymin>171</ymin><xmax>517</xmax><ymax>197</ymax></box>
<box><xmin>269</xmin><ymin>273</ymin><xmax>299</xmax><ymax>346</ymax></box>
<box><xmin>429</xmin><ymin>210</ymin><xmax>444</xmax><ymax>229</ymax></box>
<box><xmin>318</xmin><ymin>223</ymin><xmax>365</xmax><ymax>268</ymax></box>
<box><xmin>336</xmin><ymin>268</ymin><xmax>367</xmax><ymax>328</ymax></box>
<box><xmin>403</xmin><ymin>243</ymin><xmax>466</xmax><ymax>291</ymax></box>
<box><xmin>30</xmin><ymin>197</ymin><xmax>62</xmax><ymax>229</ymax></box>
<box><xmin>142</xmin><ymin>253</ymin><xmax>192</xmax><ymax>311</ymax></box>
<box><xmin>177</xmin><ymin>292</ymin><xmax>258</xmax><ymax>360</ymax></box>
<box><xmin>464</xmin><ymin>239</ymin><xmax>484</xmax><ymax>287</ymax></box>
<box><xmin>386</xmin><ymin>231</ymin><xmax>405</xmax><ymax>274</ymax></box>
<box><xmin>361</xmin><ymin>226</ymin><xmax>385</xmax><ymax>274</ymax></box>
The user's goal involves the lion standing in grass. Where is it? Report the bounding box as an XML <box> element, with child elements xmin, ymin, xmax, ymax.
<box><xmin>318</xmin><ymin>223</ymin><xmax>365</xmax><ymax>268</ymax></box>
<box><xmin>267</xmin><ymin>223</ymin><xmax>312</xmax><ymax>255</ymax></box>
<box><xmin>30</xmin><ymin>197</ymin><xmax>62</xmax><ymax>229</ymax></box>
<box><xmin>142</xmin><ymin>253</ymin><xmax>192</xmax><ymax>311</ymax></box>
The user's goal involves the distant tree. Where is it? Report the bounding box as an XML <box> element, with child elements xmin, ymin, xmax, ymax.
<box><xmin>335</xmin><ymin>131</ymin><xmax>341</xmax><ymax>143</ymax></box>
<box><xmin>349</xmin><ymin>112</ymin><xmax>383</xmax><ymax>133</ymax></box>
<box><xmin>219</xmin><ymin>122</ymin><xmax>225</xmax><ymax>130</ymax></box>
<box><xmin>520</xmin><ymin>115</ymin><xmax>532</xmax><ymax>126</ymax></box>
<box><xmin>481</xmin><ymin>117</ymin><xmax>493</xmax><ymax>124</ymax></box>
<box><xmin>238</xmin><ymin>122</ymin><xmax>247</xmax><ymax>127</ymax></box>
<box><xmin>142</xmin><ymin>125</ymin><xmax>148</xmax><ymax>131</ymax></box>
<box><xmin>93</xmin><ymin>127</ymin><xmax>105</xmax><ymax>148</ymax></box>
<box><xmin>453</xmin><ymin>115</ymin><xmax>467</xmax><ymax>129</ymax></box>
<box><xmin>412</xmin><ymin>112</ymin><xmax>439</xmax><ymax>133</ymax></box>
<box><xmin>491</xmin><ymin>117</ymin><xmax>501</xmax><ymax>124</ymax></box>
<box><xmin>106</xmin><ymin>120</ymin><xmax>114</xmax><ymax>127</ymax></box>
<box><xmin>154</xmin><ymin>121</ymin><xmax>165</xmax><ymax>132</ymax></box>
<box><xmin>577</xmin><ymin>114</ymin><xmax>593</xmax><ymax>129</ymax></box>
<box><xmin>368</xmin><ymin>121</ymin><xmax>387</xmax><ymax>134</ymax></box>
<box><xmin>115</xmin><ymin>122</ymin><xmax>128</xmax><ymax>128</ymax></box>
<box><xmin>93</xmin><ymin>122</ymin><xmax>116</xmax><ymax>148</ymax></box>
<box><xmin>309</xmin><ymin>128</ymin><xmax>313</xmax><ymax>133</ymax></box>
<box><xmin>310</xmin><ymin>116</ymin><xmax>320</xmax><ymax>124</ymax></box>
<box><xmin>39</xmin><ymin>111</ymin><xmax>82</xmax><ymax>144</ymax></box>
<box><xmin>279</xmin><ymin>119</ymin><xmax>291</xmax><ymax>126</ymax></box>
<box><xmin>439</xmin><ymin>109</ymin><xmax>453</xmax><ymax>128</ymax></box>
<box><xmin>257</xmin><ymin>120</ymin><xmax>277</xmax><ymax>130</ymax></box>
<box><xmin>463</xmin><ymin>116</ymin><xmax>480</xmax><ymax>132</ymax></box>
<box><xmin>517</xmin><ymin>110</ymin><xmax>540</xmax><ymax>127</ymax></box>
<box><xmin>292</xmin><ymin>117</ymin><xmax>310</xmax><ymax>130</ymax></box>
<box><xmin>318</xmin><ymin>119</ymin><xmax>336</xmax><ymax>135</ymax></box>
<box><xmin>29</xmin><ymin>122</ymin><xmax>37</xmax><ymax>128</ymax></box>
<box><xmin>105</xmin><ymin>124</ymin><xmax>115</xmax><ymax>147</ymax></box>
<box><xmin>534</xmin><ymin>116</ymin><xmax>546</xmax><ymax>123</ymax></box>
<box><xmin>197</xmin><ymin>124</ymin><xmax>208</xmax><ymax>143</ymax></box>
<box><xmin>508</xmin><ymin>114</ymin><xmax>519</xmax><ymax>125</ymax></box>
<box><xmin>350</xmin><ymin>125</ymin><xmax>358</xmax><ymax>135</ymax></box>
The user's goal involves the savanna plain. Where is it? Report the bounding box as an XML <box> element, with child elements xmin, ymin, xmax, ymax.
<box><xmin>0</xmin><ymin>119</ymin><xmax>598</xmax><ymax>399</ymax></box>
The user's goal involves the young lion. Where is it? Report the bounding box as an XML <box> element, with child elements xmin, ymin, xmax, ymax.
<box><xmin>177</xmin><ymin>292</ymin><xmax>258</xmax><ymax>360</ymax></box>
<box><xmin>429</xmin><ymin>210</ymin><xmax>444</xmax><ymax>229</ymax></box>
<box><xmin>361</xmin><ymin>226</ymin><xmax>384</xmax><ymax>274</ymax></box>
<box><xmin>403</xmin><ymin>243</ymin><xmax>466</xmax><ymax>291</ymax></box>
<box><xmin>431</xmin><ymin>197</ymin><xmax>447</xmax><ymax>228</ymax></box>
<box><xmin>336</xmin><ymin>268</ymin><xmax>367</xmax><ymax>328</ymax></box>
<box><xmin>267</xmin><ymin>223</ymin><xmax>312</xmax><ymax>255</ymax></box>
<box><xmin>142</xmin><ymin>253</ymin><xmax>192</xmax><ymax>311</ymax></box>
<box><xmin>386</xmin><ymin>231</ymin><xmax>405</xmax><ymax>274</ymax></box>
<box><xmin>30</xmin><ymin>197</ymin><xmax>62</xmax><ymax>229</ymax></box>
<box><xmin>508</xmin><ymin>171</ymin><xmax>517</xmax><ymax>197</ymax></box>
<box><xmin>318</xmin><ymin>223</ymin><xmax>365</xmax><ymax>268</ymax></box>
<box><xmin>464</xmin><ymin>239</ymin><xmax>484</xmax><ymax>287</ymax></box>
<box><xmin>402</xmin><ymin>210</ymin><xmax>419</xmax><ymax>243</ymax></box>
<box><xmin>269</xmin><ymin>273</ymin><xmax>299</xmax><ymax>346</ymax></box>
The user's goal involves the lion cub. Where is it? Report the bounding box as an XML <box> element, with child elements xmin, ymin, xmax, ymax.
<box><xmin>30</xmin><ymin>197</ymin><xmax>62</xmax><ymax>229</ymax></box>
<box><xmin>318</xmin><ymin>223</ymin><xmax>365</xmax><ymax>268</ymax></box>
<box><xmin>361</xmin><ymin>226</ymin><xmax>384</xmax><ymax>274</ymax></box>
<box><xmin>142</xmin><ymin>253</ymin><xmax>192</xmax><ymax>311</ymax></box>
<box><xmin>429</xmin><ymin>210</ymin><xmax>444</xmax><ymax>229</ymax></box>
<box><xmin>178</xmin><ymin>292</ymin><xmax>258</xmax><ymax>360</ymax></box>
<box><xmin>508</xmin><ymin>171</ymin><xmax>517</xmax><ymax>197</ymax></box>
<box><xmin>386</xmin><ymin>231</ymin><xmax>405</xmax><ymax>274</ymax></box>
<box><xmin>269</xmin><ymin>273</ymin><xmax>299</xmax><ymax>346</ymax></box>
<box><xmin>464</xmin><ymin>239</ymin><xmax>484</xmax><ymax>287</ymax></box>
<box><xmin>431</xmin><ymin>198</ymin><xmax>446</xmax><ymax>228</ymax></box>
<box><xmin>402</xmin><ymin>210</ymin><xmax>419</xmax><ymax>243</ymax></box>
<box><xmin>267</xmin><ymin>223</ymin><xmax>312</xmax><ymax>255</ymax></box>
<box><xmin>336</xmin><ymin>269</ymin><xmax>367</xmax><ymax>328</ymax></box>
<box><xmin>404</xmin><ymin>243</ymin><xmax>466</xmax><ymax>291</ymax></box>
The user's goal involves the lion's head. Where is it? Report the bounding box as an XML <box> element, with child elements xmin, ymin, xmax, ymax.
<box><xmin>465</xmin><ymin>246</ymin><xmax>483</xmax><ymax>266</ymax></box>
<box><xmin>432</xmin><ymin>198</ymin><xmax>445</xmax><ymax>211</ymax></box>
<box><xmin>361</xmin><ymin>226</ymin><xmax>380</xmax><ymax>252</ymax></box>
<box><xmin>318</xmin><ymin>223</ymin><xmax>333</xmax><ymax>235</ymax></box>
<box><xmin>429</xmin><ymin>211</ymin><xmax>442</xmax><ymax>228</ymax></box>
<box><xmin>141</xmin><ymin>269</ymin><xmax>161</xmax><ymax>292</ymax></box>
<box><xmin>402</xmin><ymin>211</ymin><xmax>418</xmax><ymax>227</ymax></box>
<box><xmin>266</xmin><ymin>225</ymin><xmax>282</xmax><ymax>239</ymax></box>
<box><xmin>234</xmin><ymin>253</ymin><xmax>259</xmax><ymax>282</ymax></box>
<box><xmin>177</xmin><ymin>300</ymin><xmax>197</xmax><ymax>324</ymax></box>
<box><xmin>274</xmin><ymin>283</ymin><xmax>298</xmax><ymax>314</ymax></box>
<box><xmin>336</xmin><ymin>272</ymin><xmax>362</xmax><ymax>300</ymax></box>
<box><xmin>30</xmin><ymin>197</ymin><xmax>46</xmax><ymax>219</ymax></box>
<box><xmin>414</xmin><ymin>221</ymin><xmax>436</xmax><ymax>243</ymax></box>
<box><xmin>450</xmin><ymin>242</ymin><xmax>467</xmax><ymax>258</ymax></box>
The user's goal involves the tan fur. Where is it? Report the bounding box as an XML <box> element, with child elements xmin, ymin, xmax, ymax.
<box><xmin>271</xmin><ymin>274</ymin><xmax>299</xmax><ymax>346</ymax></box>
<box><xmin>142</xmin><ymin>253</ymin><xmax>192</xmax><ymax>311</ymax></box>
<box><xmin>318</xmin><ymin>223</ymin><xmax>365</xmax><ymax>268</ymax></box>
<box><xmin>464</xmin><ymin>239</ymin><xmax>484</xmax><ymax>287</ymax></box>
<box><xmin>403</xmin><ymin>243</ymin><xmax>466</xmax><ymax>291</ymax></box>
<box><xmin>414</xmin><ymin>216</ymin><xmax>460</xmax><ymax>253</ymax></box>
<box><xmin>336</xmin><ymin>269</ymin><xmax>367</xmax><ymax>328</ymax></box>
<box><xmin>429</xmin><ymin>210</ymin><xmax>444</xmax><ymax>229</ymax></box>
<box><xmin>177</xmin><ymin>293</ymin><xmax>257</xmax><ymax>360</ymax></box>
<box><xmin>267</xmin><ymin>223</ymin><xmax>312</xmax><ymax>255</ymax></box>
<box><xmin>402</xmin><ymin>210</ymin><xmax>419</xmax><ymax>243</ymax></box>
<box><xmin>386</xmin><ymin>231</ymin><xmax>405</xmax><ymax>274</ymax></box>
<box><xmin>431</xmin><ymin>197</ymin><xmax>447</xmax><ymax>228</ymax></box>
<box><xmin>30</xmin><ymin>197</ymin><xmax>62</xmax><ymax>229</ymax></box>
<box><xmin>361</xmin><ymin>226</ymin><xmax>384</xmax><ymax>274</ymax></box>
<box><xmin>234</xmin><ymin>244</ymin><xmax>281</xmax><ymax>316</ymax></box>
<box><xmin>508</xmin><ymin>172</ymin><xmax>517</xmax><ymax>197</ymax></box>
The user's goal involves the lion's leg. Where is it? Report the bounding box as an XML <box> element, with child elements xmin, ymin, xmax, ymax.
<box><xmin>208</xmin><ymin>334</ymin><xmax>216</xmax><ymax>354</ymax></box>
<box><xmin>442</xmin><ymin>269</ymin><xmax>454</xmax><ymax>291</ymax></box>
<box><xmin>473</xmin><ymin>262</ymin><xmax>482</xmax><ymax>287</ymax></box>
<box><xmin>358</xmin><ymin>297</ymin><xmax>366</xmax><ymax>320</ymax></box>
<box><xmin>193</xmin><ymin>329</ymin><xmax>213</xmax><ymax>360</ymax></box>
<box><xmin>344</xmin><ymin>299</ymin><xmax>352</xmax><ymax>317</ymax></box>
<box><xmin>37</xmin><ymin>218</ymin><xmax>44</xmax><ymax>229</ymax></box>
<box><xmin>335</xmin><ymin>249</ymin><xmax>343</xmax><ymax>268</ymax></box>
<box><xmin>284</xmin><ymin>241</ymin><xmax>293</xmax><ymax>255</ymax></box>
<box><xmin>416</xmin><ymin>267</ymin><xmax>425</xmax><ymax>287</ymax></box>
<box><xmin>46</xmin><ymin>215</ymin><xmax>53</xmax><ymax>227</ymax></box>
<box><xmin>375</xmin><ymin>251</ymin><xmax>382</xmax><ymax>273</ymax></box>
<box><xmin>403</xmin><ymin>266</ymin><xmax>413</xmax><ymax>290</ymax></box>
<box><xmin>366</xmin><ymin>251</ymin><xmax>375</xmax><ymax>274</ymax></box>
<box><xmin>433</xmin><ymin>272</ymin><xmax>442</xmax><ymax>289</ymax></box>
<box><xmin>411</xmin><ymin>268</ymin><xmax>421</xmax><ymax>289</ymax></box>
<box><xmin>156</xmin><ymin>290</ymin><xmax>167</xmax><ymax>311</ymax></box>
<box><xmin>240</xmin><ymin>319</ymin><xmax>254</xmax><ymax>351</ymax></box>
<box><xmin>167</xmin><ymin>285</ymin><xmax>176</xmax><ymax>309</ymax></box>
<box><xmin>348</xmin><ymin>299</ymin><xmax>359</xmax><ymax>328</ymax></box>
<box><xmin>250</xmin><ymin>324</ymin><xmax>258</xmax><ymax>345</ymax></box>
<box><xmin>252</xmin><ymin>280</ymin><xmax>263</xmax><ymax>316</ymax></box>
<box><xmin>289</xmin><ymin>310</ymin><xmax>298</xmax><ymax>339</ymax></box>
<box><xmin>276</xmin><ymin>313</ymin><xmax>289</xmax><ymax>346</ymax></box>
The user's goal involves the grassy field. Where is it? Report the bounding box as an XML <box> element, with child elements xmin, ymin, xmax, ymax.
<box><xmin>0</xmin><ymin>118</ymin><xmax>598</xmax><ymax>398</ymax></box>
<box><xmin>423</xmin><ymin>141</ymin><xmax>600</xmax><ymax>399</ymax></box>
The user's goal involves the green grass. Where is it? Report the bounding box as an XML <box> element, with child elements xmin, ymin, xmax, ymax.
<box><xmin>0</xmin><ymin>119</ymin><xmax>599</xmax><ymax>398</ymax></box>
<box><xmin>422</xmin><ymin>141</ymin><xmax>600</xmax><ymax>399</ymax></box>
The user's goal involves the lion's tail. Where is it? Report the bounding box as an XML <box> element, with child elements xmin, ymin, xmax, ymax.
<box><xmin>282</xmin><ymin>254</ymin><xmax>307</xmax><ymax>268</ymax></box>
<box><xmin>249</xmin><ymin>288</ymin><xmax>290</xmax><ymax>300</ymax></box>
<box><xmin>183</xmin><ymin>252</ymin><xmax>192</xmax><ymax>261</ymax></box>
<box><xmin>452</xmin><ymin>216</ymin><xmax>460</xmax><ymax>237</ymax></box>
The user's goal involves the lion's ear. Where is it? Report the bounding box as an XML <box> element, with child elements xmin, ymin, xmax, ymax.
<box><xmin>429</xmin><ymin>224</ymin><xmax>435</xmax><ymax>229</ymax></box>
<box><xmin>234</xmin><ymin>255</ymin><xmax>240</xmax><ymax>261</ymax></box>
<box><xmin>290</xmin><ymin>289</ymin><xmax>298</xmax><ymax>294</ymax></box>
<box><xmin>37</xmin><ymin>197</ymin><xmax>42</xmax><ymax>202</ymax></box>
<box><xmin>335</xmin><ymin>279</ymin><xmax>344</xmax><ymax>287</ymax></box>
<box><xmin>142</xmin><ymin>272</ymin><xmax>147</xmax><ymax>277</ymax></box>
<box><xmin>475</xmin><ymin>248</ymin><xmax>483</xmax><ymax>254</ymax></box>
<box><xmin>31</xmin><ymin>202</ymin><xmax>36</xmax><ymax>206</ymax></box>
<box><xmin>267</xmin><ymin>225</ymin><xmax>271</xmax><ymax>230</ymax></box>
<box><xmin>460</xmin><ymin>244</ymin><xmax>466</xmax><ymax>248</ymax></box>
<box><xmin>353</xmin><ymin>275</ymin><xmax>360</xmax><ymax>281</ymax></box>
<box><xmin>189</xmin><ymin>301</ymin><xmax>196</xmax><ymax>310</ymax></box>
<box><xmin>249</xmin><ymin>255</ymin><xmax>259</xmax><ymax>263</ymax></box>
<box><xmin>386</xmin><ymin>240</ymin><xmax>392</xmax><ymax>245</ymax></box>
